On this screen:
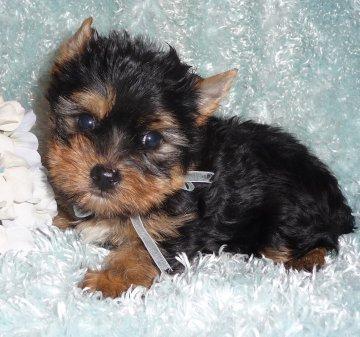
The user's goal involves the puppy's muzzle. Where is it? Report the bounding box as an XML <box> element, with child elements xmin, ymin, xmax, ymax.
<box><xmin>90</xmin><ymin>164</ymin><xmax>121</xmax><ymax>191</ymax></box>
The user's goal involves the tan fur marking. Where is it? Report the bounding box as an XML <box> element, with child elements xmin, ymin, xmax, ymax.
<box><xmin>285</xmin><ymin>248</ymin><xmax>326</xmax><ymax>271</ymax></box>
<box><xmin>262</xmin><ymin>247</ymin><xmax>327</xmax><ymax>271</ymax></box>
<box><xmin>196</xmin><ymin>102</ymin><xmax>220</xmax><ymax>126</ymax></box>
<box><xmin>46</xmin><ymin>135</ymin><xmax>99</xmax><ymax>197</ymax></box>
<box><xmin>262</xmin><ymin>246</ymin><xmax>292</xmax><ymax>263</ymax></box>
<box><xmin>81</xmin><ymin>240</ymin><xmax>159</xmax><ymax>298</ymax></box>
<box><xmin>72</xmin><ymin>86</ymin><xmax>116</xmax><ymax>120</ymax></box>
<box><xmin>148</xmin><ymin>113</ymin><xmax>177</xmax><ymax>131</ymax></box>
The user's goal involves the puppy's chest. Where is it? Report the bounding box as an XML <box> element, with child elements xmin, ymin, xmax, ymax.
<box><xmin>76</xmin><ymin>212</ymin><xmax>195</xmax><ymax>248</ymax></box>
<box><xmin>75</xmin><ymin>217</ymin><xmax>132</xmax><ymax>248</ymax></box>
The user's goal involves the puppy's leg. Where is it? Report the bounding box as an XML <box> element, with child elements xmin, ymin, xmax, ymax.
<box><xmin>81</xmin><ymin>241</ymin><xmax>159</xmax><ymax>298</ymax></box>
<box><xmin>284</xmin><ymin>248</ymin><xmax>326</xmax><ymax>271</ymax></box>
<box><xmin>53</xmin><ymin>209</ymin><xmax>77</xmax><ymax>229</ymax></box>
<box><xmin>262</xmin><ymin>247</ymin><xmax>326</xmax><ymax>271</ymax></box>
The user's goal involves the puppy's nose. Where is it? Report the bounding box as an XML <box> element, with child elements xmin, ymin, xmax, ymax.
<box><xmin>90</xmin><ymin>165</ymin><xmax>121</xmax><ymax>191</ymax></box>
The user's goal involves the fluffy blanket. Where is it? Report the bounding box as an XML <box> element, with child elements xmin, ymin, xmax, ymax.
<box><xmin>0</xmin><ymin>1</ymin><xmax>359</xmax><ymax>336</ymax></box>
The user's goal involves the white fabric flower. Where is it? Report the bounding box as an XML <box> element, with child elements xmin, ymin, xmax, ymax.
<box><xmin>0</xmin><ymin>97</ymin><xmax>41</xmax><ymax>168</ymax></box>
<box><xmin>0</xmin><ymin>98</ymin><xmax>25</xmax><ymax>132</ymax></box>
<box><xmin>0</xmin><ymin>96</ymin><xmax>57</xmax><ymax>254</ymax></box>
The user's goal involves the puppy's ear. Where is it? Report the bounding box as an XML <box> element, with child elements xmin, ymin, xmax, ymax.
<box><xmin>196</xmin><ymin>69</ymin><xmax>237</xmax><ymax>125</ymax></box>
<box><xmin>53</xmin><ymin>17</ymin><xmax>95</xmax><ymax>72</ymax></box>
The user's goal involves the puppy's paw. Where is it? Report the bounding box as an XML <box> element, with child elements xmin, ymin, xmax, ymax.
<box><xmin>80</xmin><ymin>269</ymin><xmax>127</xmax><ymax>298</ymax></box>
<box><xmin>53</xmin><ymin>210</ymin><xmax>75</xmax><ymax>229</ymax></box>
<box><xmin>285</xmin><ymin>248</ymin><xmax>326</xmax><ymax>271</ymax></box>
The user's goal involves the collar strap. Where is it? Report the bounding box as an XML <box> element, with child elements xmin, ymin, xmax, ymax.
<box><xmin>130</xmin><ymin>215</ymin><xmax>172</xmax><ymax>273</ymax></box>
<box><xmin>73</xmin><ymin>206</ymin><xmax>93</xmax><ymax>219</ymax></box>
<box><xmin>182</xmin><ymin>171</ymin><xmax>214</xmax><ymax>191</ymax></box>
<box><xmin>72</xmin><ymin>170</ymin><xmax>214</xmax><ymax>273</ymax></box>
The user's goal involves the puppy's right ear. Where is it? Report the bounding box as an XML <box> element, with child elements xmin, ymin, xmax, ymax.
<box><xmin>53</xmin><ymin>17</ymin><xmax>95</xmax><ymax>73</ymax></box>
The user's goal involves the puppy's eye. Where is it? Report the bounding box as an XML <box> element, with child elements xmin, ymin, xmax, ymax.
<box><xmin>78</xmin><ymin>113</ymin><xmax>96</xmax><ymax>131</ymax></box>
<box><xmin>142</xmin><ymin>131</ymin><xmax>163</xmax><ymax>149</ymax></box>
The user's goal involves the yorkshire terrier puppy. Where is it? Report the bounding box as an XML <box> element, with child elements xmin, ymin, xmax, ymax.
<box><xmin>45</xmin><ymin>18</ymin><xmax>354</xmax><ymax>298</ymax></box>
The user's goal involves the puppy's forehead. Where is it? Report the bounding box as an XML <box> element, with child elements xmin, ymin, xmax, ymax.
<box><xmin>71</xmin><ymin>86</ymin><xmax>116</xmax><ymax>120</ymax></box>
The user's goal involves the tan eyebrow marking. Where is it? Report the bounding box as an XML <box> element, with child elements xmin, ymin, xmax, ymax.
<box><xmin>147</xmin><ymin>112</ymin><xmax>177</xmax><ymax>131</ymax></box>
<box><xmin>71</xmin><ymin>86</ymin><xmax>116</xmax><ymax>120</ymax></box>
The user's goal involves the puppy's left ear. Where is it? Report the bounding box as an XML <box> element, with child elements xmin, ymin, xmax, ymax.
<box><xmin>53</xmin><ymin>17</ymin><xmax>95</xmax><ymax>73</ymax></box>
<box><xmin>196</xmin><ymin>69</ymin><xmax>237</xmax><ymax>125</ymax></box>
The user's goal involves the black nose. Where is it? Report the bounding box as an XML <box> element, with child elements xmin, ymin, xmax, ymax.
<box><xmin>90</xmin><ymin>165</ymin><xmax>121</xmax><ymax>191</ymax></box>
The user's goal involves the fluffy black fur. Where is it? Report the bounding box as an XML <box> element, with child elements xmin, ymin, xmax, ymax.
<box><xmin>47</xmin><ymin>29</ymin><xmax>355</xmax><ymax>272</ymax></box>
<box><xmin>162</xmin><ymin>118</ymin><xmax>355</xmax><ymax>269</ymax></box>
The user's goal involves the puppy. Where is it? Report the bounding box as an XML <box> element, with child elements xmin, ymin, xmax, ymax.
<box><xmin>45</xmin><ymin>18</ymin><xmax>355</xmax><ymax>298</ymax></box>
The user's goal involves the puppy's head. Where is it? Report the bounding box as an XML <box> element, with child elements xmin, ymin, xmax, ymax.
<box><xmin>46</xmin><ymin>18</ymin><xmax>236</xmax><ymax>217</ymax></box>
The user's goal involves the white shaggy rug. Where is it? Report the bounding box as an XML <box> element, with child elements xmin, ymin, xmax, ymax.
<box><xmin>0</xmin><ymin>0</ymin><xmax>359</xmax><ymax>336</ymax></box>
<box><xmin>0</xmin><ymin>227</ymin><xmax>359</xmax><ymax>337</ymax></box>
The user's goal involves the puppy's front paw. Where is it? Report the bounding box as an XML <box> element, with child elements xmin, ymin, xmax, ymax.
<box><xmin>80</xmin><ymin>270</ymin><xmax>127</xmax><ymax>298</ymax></box>
<box><xmin>53</xmin><ymin>210</ymin><xmax>75</xmax><ymax>229</ymax></box>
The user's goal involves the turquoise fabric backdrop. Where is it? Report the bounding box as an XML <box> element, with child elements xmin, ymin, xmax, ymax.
<box><xmin>1</xmin><ymin>0</ymin><xmax>358</xmax><ymax>211</ymax></box>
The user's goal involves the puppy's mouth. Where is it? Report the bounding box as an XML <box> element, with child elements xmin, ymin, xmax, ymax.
<box><xmin>76</xmin><ymin>180</ymin><xmax>144</xmax><ymax>218</ymax></box>
<box><xmin>90</xmin><ymin>189</ymin><xmax>115</xmax><ymax>199</ymax></box>
<box><xmin>72</xmin><ymin>191</ymin><xmax>123</xmax><ymax>218</ymax></box>
<box><xmin>75</xmin><ymin>191</ymin><xmax>125</xmax><ymax>218</ymax></box>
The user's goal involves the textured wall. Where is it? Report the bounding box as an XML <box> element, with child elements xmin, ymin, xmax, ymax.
<box><xmin>0</xmin><ymin>0</ymin><xmax>359</xmax><ymax>211</ymax></box>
